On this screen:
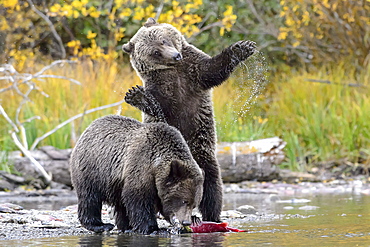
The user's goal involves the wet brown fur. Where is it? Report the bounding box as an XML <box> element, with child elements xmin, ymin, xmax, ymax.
<box><xmin>123</xmin><ymin>18</ymin><xmax>256</xmax><ymax>222</ymax></box>
<box><xmin>70</xmin><ymin>115</ymin><xmax>203</xmax><ymax>234</ymax></box>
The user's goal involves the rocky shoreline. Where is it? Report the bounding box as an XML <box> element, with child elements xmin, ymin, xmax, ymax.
<box><xmin>1</xmin><ymin>179</ymin><xmax>369</xmax><ymax>241</ymax></box>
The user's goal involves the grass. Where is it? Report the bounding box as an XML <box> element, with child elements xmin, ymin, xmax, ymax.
<box><xmin>214</xmin><ymin>61</ymin><xmax>370</xmax><ymax>170</ymax></box>
<box><xmin>0</xmin><ymin>60</ymin><xmax>141</xmax><ymax>151</ymax></box>
<box><xmin>1</xmin><ymin>58</ymin><xmax>369</xmax><ymax>171</ymax></box>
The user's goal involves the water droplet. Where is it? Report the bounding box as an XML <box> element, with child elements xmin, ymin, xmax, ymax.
<box><xmin>221</xmin><ymin>50</ymin><xmax>270</xmax><ymax>131</ymax></box>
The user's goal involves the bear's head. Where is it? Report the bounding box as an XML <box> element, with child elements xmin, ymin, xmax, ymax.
<box><xmin>156</xmin><ymin>159</ymin><xmax>204</xmax><ymax>227</ymax></box>
<box><xmin>122</xmin><ymin>18</ymin><xmax>185</xmax><ymax>73</ymax></box>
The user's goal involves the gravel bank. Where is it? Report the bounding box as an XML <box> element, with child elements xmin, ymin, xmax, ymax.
<box><xmin>1</xmin><ymin>179</ymin><xmax>369</xmax><ymax>241</ymax></box>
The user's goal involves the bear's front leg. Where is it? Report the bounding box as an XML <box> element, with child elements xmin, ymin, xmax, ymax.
<box><xmin>125</xmin><ymin>85</ymin><xmax>167</xmax><ymax>123</ymax></box>
<box><xmin>199</xmin><ymin>40</ymin><xmax>256</xmax><ymax>89</ymax></box>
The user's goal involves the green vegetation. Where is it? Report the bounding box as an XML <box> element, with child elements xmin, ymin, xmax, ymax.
<box><xmin>215</xmin><ymin>62</ymin><xmax>370</xmax><ymax>170</ymax></box>
<box><xmin>1</xmin><ymin>0</ymin><xmax>369</xmax><ymax>171</ymax></box>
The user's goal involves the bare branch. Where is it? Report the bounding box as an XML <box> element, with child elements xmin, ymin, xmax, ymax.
<box><xmin>11</xmin><ymin>132</ymin><xmax>52</xmax><ymax>186</ymax></box>
<box><xmin>23</xmin><ymin>115</ymin><xmax>42</xmax><ymax>124</ymax></box>
<box><xmin>155</xmin><ymin>0</ymin><xmax>165</xmax><ymax>21</ymax></box>
<box><xmin>0</xmin><ymin>84</ymin><xmax>13</xmax><ymax>93</ymax></box>
<box><xmin>19</xmin><ymin>126</ymin><xmax>28</xmax><ymax>150</ymax></box>
<box><xmin>34</xmin><ymin>60</ymin><xmax>77</xmax><ymax>77</ymax></box>
<box><xmin>26</xmin><ymin>0</ymin><xmax>66</xmax><ymax>59</ymax></box>
<box><xmin>245</xmin><ymin>0</ymin><xmax>266</xmax><ymax>26</ymax></box>
<box><xmin>15</xmin><ymin>83</ymin><xmax>34</xmax><ymax>126</ymax></box>
<box><xmin>0</xmin><ymin>76</ymin><xmax>13</xmax><ymax>81</ymax></box>
<box><xmin>305</xmin><ymin>79</ymin><xmax>366</xmax><ymax>88</ymax></box>
<box><xmin>0</xmin><ymin>105</ymin><xmax>19</xmax><ymax>133</ymax></box>
<box><xmin>37</xmin><ymin>75</ymin><xmax>81</xmax><ymax>85</ymax></box>
<box><xmin>30</xmin><ymin>99</ymin><xmax>126</xmax><ymax>150</ymax></box>
<box><xmin>188</xmin><ymin>21</ymin><xmax>223</xmax><ymax>42</ymax></box>
<box><xmin>0</xmin><ymin>64</ymin><xmax>17</xmax><ymax>74</ymax></box>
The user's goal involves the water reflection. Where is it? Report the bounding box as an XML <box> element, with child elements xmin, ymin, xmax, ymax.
<box><xmin>77</xmin><ymin>232</ymin><xmax>227</xmax><ymax>247</ymax></box>
<box><xmin>1</xmin><ymin>192</ymin><xmax>370</xmax><ymax>246</ymax></box>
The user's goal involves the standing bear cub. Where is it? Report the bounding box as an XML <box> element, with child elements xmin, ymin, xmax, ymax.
<box><xmin>70</xmin><ymin>115</ymin><xmax>204</xmax><ymax>234</ymax></box>
<box><xmin>123</xmin><ymin>18</ymin><xmax>256</xmax><ymax>222</ymax></box>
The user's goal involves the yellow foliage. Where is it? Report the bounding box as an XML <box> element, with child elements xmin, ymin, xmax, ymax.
<box><xmin>71</xmin><ymin>0</ymin><xmax>84</xmax><ymax>9</ymax></box>
<box><xmin>88</xmin><ymin>7</ymin><xmax>100</xmax><ymax>18</ymax></box>
<box><xmin>279</xmin><ymin>0</ymin><xmax>370</xmax><ymax>65</ymax></box>
<box><xmin>86</xmin><ymin>31</ymin><xmax>97</xmax><ymax>39</ymax></box>
<box><xmin>0</xmin><ymin>16</ymin><xmax>10</xmax><ymax>31</ymax></box>
<box><xmin>222</xmin><ymin>5</ymin><xmax>237</xmax><ymax>31</ymax></box>
<box><xmin>277</xmin><ymin>31</ymin><xmax>288</xmax><ymax>40</ymax></box>
<box><xmin>3</xmin><ymin>0</ymin><xmax>18</xmax><ymax>8</ymax></box>
<box><xmin>119</xmin><ymin>8</ymin><xmax>132</xmax><ymax>18</ymax></box>
<box><xmin>1</xmin><ymin>0</ymin><xmax>237</xmax><ymax>68</ymax></box>
<box><xmin>49</xmin><ymin>4</ymin><xmax>61</xmax><ymax>14</ymax></box>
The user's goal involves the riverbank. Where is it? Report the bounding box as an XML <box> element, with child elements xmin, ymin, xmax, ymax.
<box><xmin>1</xmin><ymin>179</ymin><xmax>369</xmax><ymax>241</ymax></box>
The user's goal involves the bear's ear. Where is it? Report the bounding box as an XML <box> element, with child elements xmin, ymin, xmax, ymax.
<box><xmin>144</xmin><ymin>17</ymin><xmax>157</xmax><ymax>27</ymax></box>
<box><xmin>122</xmin><ymin>42</ymin><xmax>134</xmax><ymax>54</ymax></box>
<box><xmin>169</xmin><ymin>160</ymin><xmax>188</xmax><ymax>181</ymax></box>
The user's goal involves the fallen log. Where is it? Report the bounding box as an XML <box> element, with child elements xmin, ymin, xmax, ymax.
<box><xmin>217</xmin><ymin>137</ymin><xmax>286</xmax><ymax>182</ymax></box>
<box><xmin>4</xmin><ymin>147</ymin><xmax>72</xmax><ymax>189</ymax></box>
<box><xmin>2</xmin><ymin>137</ymin><xmax>286</xmax><ymax>189</ymax></box>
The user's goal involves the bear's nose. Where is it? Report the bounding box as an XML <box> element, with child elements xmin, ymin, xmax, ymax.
<box><xmin>173</xmin><ymin>53</ymin><xmax>182</xmax><ymax>61</ymax></box>
<box><xmin>181</xmin><ymin>220</ymin><xmax>191</xmax><ymax>226</ymax></box>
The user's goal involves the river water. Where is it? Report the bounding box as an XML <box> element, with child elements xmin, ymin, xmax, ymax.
<box><xmin>1</xmin><ymin>184</ymin><xmax>370</xmax><ymax>246</ymax></box>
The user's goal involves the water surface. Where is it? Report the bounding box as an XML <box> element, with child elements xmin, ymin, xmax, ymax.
<box><xmin>2</xmin><ymin>191</ymin><xmax>369</xmax><ymax>246</ymax></box>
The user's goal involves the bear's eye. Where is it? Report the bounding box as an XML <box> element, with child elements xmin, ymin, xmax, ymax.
<box><xmin>153</xmin><ymin>50</ymin><xmax>161</xmax><ymax>57</ymax></box>
<box><xmin>182</xmin><ymin>200</ymin><xmax>189</xmax><ymax>205</ymax></box>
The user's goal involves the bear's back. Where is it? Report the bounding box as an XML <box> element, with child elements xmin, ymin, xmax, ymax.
<box><xmin>71</xmin><ymin>115</ymin><xmax>192</xmax><ymax>170</ymax></box>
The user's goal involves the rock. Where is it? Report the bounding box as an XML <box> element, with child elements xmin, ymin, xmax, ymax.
<box><xmin>0</xmin><ymin>203</ymin><xmax>23</xmax><ymax>211</ymax></box>
<box><xmin>0</xmin><ymin>179</ymin><xmax>14</xmax><ymax>191</ymax></box>
<box><xmin>298</xmin><ymin>206</ymin><xmax>319</xmax><ymax>210</ymax></box>
<box><xmin>279</xmin><ymin>169</ymin><xmax>319</xmax><ymax>183</ymax></box>
<box><xmin>0</xmin><ymin>171</ymin><xmax>26</xmax><ymax>184</ymax></box>
<box><xmin>0</xmin><ymin>172</ymin><xmax>26</xmax><ymax>191</ymax></box>
<box><xmin>237</xmin><ymin>205</ymin><xmax>258</xmax><ymax>215</ymax></box>
<box><xmin>220</xmin><ymin>210</ymin><xmax>246</xmax><ymax>218</ymax></box>
<box><xmin>0</xmin><ymin>203</ymin><xmax>24</xmax><ymax>213</ymax></box>
<box><xmin>7</xmin><ymin>147</ymin><xmax>72</xmax><ymax>188</ymax></box>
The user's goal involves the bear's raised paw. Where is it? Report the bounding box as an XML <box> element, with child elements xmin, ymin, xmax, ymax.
<box><xmin>230</xmin><ymin>40</ymin><xmax>256</xmax><ymax>61</ymax></box>
<box><xmin>124</xmin><ymin>85</ymin><xmax>167</xmax><ymax>123</ymax></box>
<box><xmin>124</xmin><ymin>85</ymin><xmax>145</xmax><ymax>106</ymax></box>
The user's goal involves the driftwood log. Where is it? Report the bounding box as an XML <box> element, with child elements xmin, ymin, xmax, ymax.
<box><xmin>217</xmin><ymin>137</ymin><xmax>286</xmax><ymax>182</ymax></box>
<box><xmin>4</xmin><ymin>146</ymin><xmax>72</xmax><ymax>189</ymax></box>
<box><xmin>2</xmin><ymin>137</ymin><xmax>286</xmax><ymax>189</ymax></box>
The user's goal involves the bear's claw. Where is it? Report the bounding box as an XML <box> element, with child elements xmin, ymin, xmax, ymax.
<box><xmin>124</xmin><ymin>85</ymin><xmax>167</xmax><ymax>123</ymax></box>
<box><xmin>191</xmin><ymin>215</ymin><xmax>202</xmax><ymax>225</ymax></box>
<box><xmin>125</xmin><ymin>85</ymin><xmax>145</xmax><ymax>106</ymax></box>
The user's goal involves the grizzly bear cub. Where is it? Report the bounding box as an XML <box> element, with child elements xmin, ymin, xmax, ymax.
<box><xmin>123</xmin><ymin>18</ymin><xmax>256</xmax><ymax>222</ymax></box>
<box><xmin>70</xmin><ymin>115</ymin><xmax>204</xmax><ymax>234</ymax></box>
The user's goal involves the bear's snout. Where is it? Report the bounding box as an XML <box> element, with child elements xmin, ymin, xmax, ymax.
<box><xmin>161</xmin><ymin>46</ymin><xmax>182</xmax><ymax>62</ymax></box>
<box><xmin>173</xmin><ymin>52</ymin><xmax>182</xmax><ymax>61</ymax></box>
